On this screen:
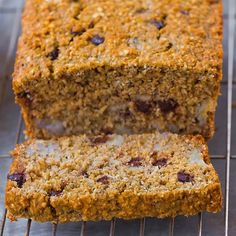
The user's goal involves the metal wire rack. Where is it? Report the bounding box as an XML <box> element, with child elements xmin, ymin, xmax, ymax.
<box><xmin>0</xmin><ymin>0</ymin><xmax>235</xmax><ymax>235</ymax></box>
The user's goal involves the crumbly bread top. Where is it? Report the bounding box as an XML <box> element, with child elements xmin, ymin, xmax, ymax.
<box><xmin>13</xmin><ymin>0</ymin><xmax>222</xmax><ymax>84</ymax></box>
<box><xmin>8</xmin><ymin>133</ymin><xmax>219</xmax><ymax>197</ymax></box>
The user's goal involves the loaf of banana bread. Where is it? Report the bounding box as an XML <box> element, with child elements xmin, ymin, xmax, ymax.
<box><xmin>6</xmin><ymin>132</ymin><xmax>222</xmax><ymax>223</ymax></box>
<box><xmin>13</xmin><ymin>0</ymin><xmax>223</xmax><ymax>139</ymax></box>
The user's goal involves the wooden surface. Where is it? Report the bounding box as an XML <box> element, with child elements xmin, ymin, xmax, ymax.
<box><xmin>0</xmin><ymin>0</ymin><xmax>236</xmax><ymax>235</ymax></box>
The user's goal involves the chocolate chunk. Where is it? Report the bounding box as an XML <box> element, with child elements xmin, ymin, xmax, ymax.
<box><xmin>135</xmin><ymin>99</ymin><xmax>152</xmax><ymax>114</ymax></box>
<box><xmin>151</xmin><ymin>20</ymin><xmax>165</xmax><ymax>30</ymax></box>
<box><xmin>70</xmin><ymin>29</ymin><xmax>86</xmax><ymax>42</ymax></box>
<box><xmin>89</xmin><ymin>135</ymin><xmax>109</xmax><ymax>144</ymax></box>
<box><xmin>60</xmin><ymin>181</ymin><xmax>67</xmax><ymax>190</ymax></box>
<box><xmin>97</xmin><ymin>176</ymin><xmax>109</xmax><ymax>184</ymax></box>
<box><xmin>49</xmin><ymin>205</ymin><xmax>56</xmax><ymax>215</ymax></box>
<box><xmin>165</xmin><ymin>42</ymin><xmax>173</xmax><ymax>50</ymax></box>
<box><xmin>158</xmin><ymin>99</ymin><xmax>178</xmax><ymax>113</ymax></box>
<box><xmin>152</xmin><ymin>158</ymin><xmax>168</xmax><ymax>168</ymax></box>
<box><xmin>48</xmin><ymin>190</ymin><xmax>63</xmax><ymax>197</ymax></box>
<box><xmin>195</xmin><ymin>117</ymin><xmax>200</xmax><ymax>124</ymax></box>
<box><xmin>177</xmin><ymin>171</ymin><xmax>194</xmax><ymax>183</ymax></box>
<box><xmin>7</xmin><ymin>173</ymin><xmax>26</xmax><ymax>188</ymax></box>
<box><xmin>71</xmin><ymin>28</ymin><xmax>86</xmax><ymax>37</ymax></box>
<box><xmin>180</xmin><ymin>10</ymin><xmax>189</xmax><ymax>15</ymax></box>
<box><xmin>120</xmin><ymin>107</ymin><xmax>133</xmax><ymax>119</ymax></box>
<box><xmin>88</xmin><ymin>21</ymin><xmax>95</xmax><ymax>29</ymax></box>
<box><xmin>17</xmin><ymin>91</ymin><xmax>32</xmax><ymax>105</ymax></box>
<box><xmin>17</xmin><ymin>91</ymin><xmax>31</xmax><ymax>100</ymax></box>
<box><xmin>135</xmin><ymin>8</ymin><xmax>148</xmax><ymax>14</ymax></box>
<box><xmin>150</xmin><ymin>151</ymin><xmax>158</xmax><ymax>158</ymax></box>
<box><xmin>123</xmin><ymin>108</ymin><xmax>132</xmax><ymax>117</ymax></box>
<box><xmin>47</xmin><ymin>48</ymin><xmax>59</xmax><ymax>60</ymax></box>
<box><xmin>90</xmin><ymin>35</ymin><xmax>105</xmax><ymax>46</ymax></box>
<box><xmin>127</xmin><ymin>157</ymin><xmax>142</xmax><ymax>167</ymax></box>
<box><xmin>82</xmin><ymin>171</ymin><xmax>89</xmax><ymax>178</ymax></box>
<box><xmin>48</xmin><ymin>181</ymin><xmax>66</xmax><ymax>197</ymax></box>
<box><xmin>101</xmin><ymin>128</ymin><xmax>113</xmax><ymax>135</ymax></box>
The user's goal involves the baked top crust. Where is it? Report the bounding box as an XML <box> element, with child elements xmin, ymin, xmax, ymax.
<box><xmin>13</xmin><ymin>0</ymin><xmax>222</xmax><ymax>85</ymax></box>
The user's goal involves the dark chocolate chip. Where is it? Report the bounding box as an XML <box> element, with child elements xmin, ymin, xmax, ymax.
<box><xmin>135</xmin><ymin>99</ymin><xmax>152</xmax><ymax>114</ymax></box>
<box><xmin>88</xmin><ymin>21</ymin><xmax>95</xmax><ymax>29</ymax></box>
<box><xmin>177</xmin><ymin>171</ymin><xmax>194</xmax><ymax>183</ymax></box>
<box><xmin>135</xmin><ymin>8</ymin><xmax>148</xmax><ymax>14</ymax></box>
<box><xmin>179</xmin><ymin>128</ymin><xmax>185</xmax><ymax>133</ymax></box>
<box><xmin>97</xmin><ymin>176</ymin><xmax>109</xmax><ymax>184</ymax></box>
<box><xmin>180</xmin><ymin>10</ymin><xmax>189</xmax><ymax>15</ymax></box>
<box><xmin>150</xmin><ymin>151</ymin><xmax>158</xmax><ymax>158</ymax></box>
<box><xmin>7</xmin><ymin>173</ymin><xmax>26</xmax><ymax>188</ymax></box>
<box><xmin>89</xmin><ymin>135</ymin><xmax>109</xmax><ymax>145</ymax></box>
<box><xmin>159</xmin><ymin>180</ymin><xmax>167</xmax><ymax>185</ymax></box>
<box><xmin>101</xmin><ymin>127</ymin><xmax>113</xmax><ymax>135</ymax></box>
<box><xmin>152</xmin><ymin>158</ymin><xmax>168</xmax><ymax>168</ymax></box>
<box><xmin>48</xmin><ymin>190</ymin><xmax>63</xmax><ymax>197</ymax></box>
<box><xmin>70</xmin><ymin>29</ymin><xmax>86</xmax><ymax>42</ymax></box>
<box><xmin>60</xmin><ymin>181</ymin><xmax>67</xmax><ymax>190</ymax></box>
<box><xmin>127</xmin><ymin>81</ymin><xmax>134</xmax><ymax>88</ymax></box>
<box><xmin>17</xmin><ymin>91</ymin><xmax>31</xmax><ymax>100</ymax></box>
<box><xmin>194</xmin><ymin>79</ymin><xmax>201</xmax><ymax>85</ymax></box>
<box><xmin>82</xmin><ymin>171</ymin><xmax>89</xmax><ymax>178</ymax></box>
<box><xmin>151</xmin><ymin>20</ymin><xmax>165</xmax><ymax>30</ymax></box>
<box><xmin>158</xmin><ymin>99</ymin><xmax>178</xmax><ymax>113</ymax></box>
<box><xmin>165</xmin><ymin>42</ymin><xmax>173</xmax><ymax>50</ymax></box>
<box><xmin>17</xmin><ymin>91</ymin><xmax>32</xmax><ymax>105</ymax></box>
<box><xmin>127</xmin><ymin>157</ymin><xmax>142</xmax><ymax>167</ymax></box>
<box><xmin>71</xmin><ymin>28</ymin><xmax>86</xmax><ymax>37</ymax></box>
<box><xmin>90</xmin><ymin>35</ymin><xmax>105</xmax><ymax>46</ymax></box>
<box><xmin>112</xmin><ymin>89</ymin><xmax>119</xmax><ymax>96</ymax></box>
<box><xmin>47</xmin><ymin>48</ymin><xmax>59</xmax><ymax>60</ymax></box>
<box><xmin>49</xmin><ymin>205</ymin><xmax>56</xmax><ymax>215</ymax></box>
<box><xmin>195</xmin><ymin>117</ymin><xmax>200</xmax><ymax>124</ymax></box>
<box><xmin>120</xmin><ymin>107</ymin><xmax>133</xmax><ymax>119</ymax></box>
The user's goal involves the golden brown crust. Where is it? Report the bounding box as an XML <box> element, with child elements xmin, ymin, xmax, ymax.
<box><xmin>13</xmin><ymin>0</ymin><xmax>223</xmax><ymax>82</ymax></box>
<box><xmin>13</xmin><ymin>0</ymin><xmax>223</xmax><ymax>139</ymax></box>
<box><xmin>6</xmin><ymin>183</ymin><xmax>222</xmax><ymax>223</ymax></box>
<box><xmin>6</xmin><ymin>133</ymin><xmax>222</xmax><ymax>223</ymax></box>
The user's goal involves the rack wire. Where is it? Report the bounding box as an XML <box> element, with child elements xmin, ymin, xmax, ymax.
<box><xmin>0</xmin><ymin>0</ymin><xmax>234</xmax><ymax>235</ymax></box>
<box><xmin>225</xmin><ymin>0</ymin><xmax>235</xmax><ymax>235</ymax></box>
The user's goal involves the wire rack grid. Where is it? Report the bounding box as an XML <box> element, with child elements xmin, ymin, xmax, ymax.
<box><xmin>0</xmin><ymin>0</ymin><xmax>235</xmax><ymax>235</ymax></box>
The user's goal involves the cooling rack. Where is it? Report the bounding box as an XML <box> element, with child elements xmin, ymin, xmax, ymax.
<box><xmin>0</xmin><ymin>0</ymin><xmax>235</xmax><ymax>235</ymax></box>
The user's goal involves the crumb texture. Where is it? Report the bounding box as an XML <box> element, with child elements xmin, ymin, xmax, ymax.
<box><xmin>12</xmin><ymin>0</ymin><xmax>223</xmax><ymax>139</ymax></box>
<box><xmin>6</xmin><ymin>132</ymin><xmax>222</xmax><ymax>223</ymax></box>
